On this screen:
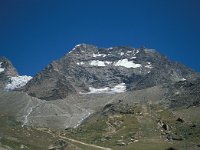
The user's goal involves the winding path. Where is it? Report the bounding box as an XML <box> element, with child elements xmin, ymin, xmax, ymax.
<box><xmin>36</xmin><ymin>128</ymin><xmax>112</xmax><ymax>150</ymax></box>
<box><xmin>59</xmin><ymin>135</ymin><xmax>112</xmax><ymax>150</ymax></box>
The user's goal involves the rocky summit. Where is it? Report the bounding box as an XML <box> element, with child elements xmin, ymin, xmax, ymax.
<box><xmin>0</xmin><ymin>44</ymin><xmax>200</xmax><ymax>150</ymax></box>
<box><xmin>23</xmin><ymin>44</ymin><xmax>198</xmax><ymax>100</ymax></box>
<box><xmin>0</xmin><ymin>57</ymin><xmax>19</xmax><ymax>89</ymax></box>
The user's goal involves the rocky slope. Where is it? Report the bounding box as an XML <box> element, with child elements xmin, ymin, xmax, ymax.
<box><xmin>163</xmin><ymin>77</ymin><xmax>200</xmax><ymax>108</ymax></box>
<box><xmin>22</xmin><ymin>44</ymin><xmax>198</xmax><ymax>100</ymax></box>
<box><xmin>0</xmin><ymin>91</ymin><xmax>92</xmax><ymax>129</ymax></box>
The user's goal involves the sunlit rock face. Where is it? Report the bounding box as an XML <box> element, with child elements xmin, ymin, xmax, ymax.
<box><xmin>22</xmin><ymin>44</ymin><xmax>198</xmax><ymax>100</ymax></box>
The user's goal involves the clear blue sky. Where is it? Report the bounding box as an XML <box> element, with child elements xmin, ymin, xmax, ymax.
<box><xmin>0</xmin><ymin>0</ymin><xmax>200</xmax><ymax>76</ymax></box>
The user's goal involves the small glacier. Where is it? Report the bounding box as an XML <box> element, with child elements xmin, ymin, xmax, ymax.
<box><xmin>5</xmin><ymin>75</ymin><xmax>32</xmax><ymax>90</ymax></box>
<box><xmin>80</xmin><ymin>83</ymin><xmax>126</xmax><ymax>94</ymax></box>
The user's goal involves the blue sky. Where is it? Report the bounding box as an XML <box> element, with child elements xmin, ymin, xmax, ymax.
<box><xmin>0</xmin><ymin>0</ymin><xmax>200</xmax><ymax>76</ymax></box>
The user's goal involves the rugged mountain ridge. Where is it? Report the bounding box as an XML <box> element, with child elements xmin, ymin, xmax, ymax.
<box><xmin>22</xmin><ymin>44</ymin><xmax>198</xmax><ymax>100</ymax></box>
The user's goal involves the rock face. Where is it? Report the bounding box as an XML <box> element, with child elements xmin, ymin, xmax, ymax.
<box><xmin>0</xmin><ymin>57</ymin><xmax>19</xmax><ymax>89</ymax></box>
<box><xmin>22</xmin><ymin>44</ymin><xmax>198</xmax><ymax>100</ymax></box>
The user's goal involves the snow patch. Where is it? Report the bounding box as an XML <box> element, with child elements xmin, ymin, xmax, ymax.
<box><xmin>88</xmin><ymin>87</ymin><xmax>110</xmax><ymax>93</ymax></box>
<box><xmin>93</xmin><ymin>53</ymin><xmax>106</xmax><ymax>57</ymax></box>
<box><xmin>136</xmin><ymin>50</ymin><xmax>140</xmax><ymax>54</ymax></box>
<box><xmin>80</xmin><ymin>83</ymin><xmax>126</xmax><ymax>94</ymax></box>
<box><xmin>145</xmin><ymin>62</ymin><xmax>153</xmax><ymax>69</ymax></box>
<box><xmin>111</xmin><ymin>83</ymin><xmax>126</xmax><ymax>93</ymax></box>
<box><xmin>105</xmin><ymin>61</ymin><xmax>112</xmax><ymax>65</ymax></box>
<box><xmin>131</xmin><ymin>49</ymin><xmax>140</xmax><ymax>56</ymax></box>
<box><xmin>0</xmin><ymin>62</ymin><xmax>5</xmax><ymax>73</ymax></box>
<box><xmin>130</xmin><ymin>56</ymin><xmax>136</xmax><ymax>59</ymax></box>
<box><xmin>114</xmin><ymin>59</ymin><xmax>141</xmax><ymax>68</ymax></box>
<box><xmin>145</xmin><ymin>65</ymin><xmax>153</xmax><ymax>69</ymax></box>
<box><xmin>90</xmin><ymin>60</ymin><xmax>106</xmax><ymax>66</ymax></box>
<box><xmin>75</xmin><ymin>44</ymin><xmax>82</xmax><ymax>48</ymax></box>
<box><xmin>127</xmin><ymin>51</ymin><xmax>132</xmax><ymax>54</ymax></box>
<box><xmin>5</xmin><ymin>75</ymin><xmax>32</xmax><ymax>90</ymax></box>
<box><xmin>69</xmin><ymin>44</ymin><xmax>82</xmax><ymax>53</ymax></box>
<box><xmin>76</xmin><ymin>62</ymin><xmax>85</xmax><ymax>65</ymax></box>
<box><xmin>180</xmin><ymin>78</ymin><xmax>186</xmax><ymax>81</ymax></box>
<box><xmin>89</xmin><ymin>60</ymin><xmax>112</xmax><ymax>66</ymax></box>
<box><xmin>120</xmin><ymin>52</ymin><xmax>124</xmax><ymax>56</ymax></box>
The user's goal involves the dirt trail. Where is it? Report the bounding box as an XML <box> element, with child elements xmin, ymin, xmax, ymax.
<box><xmin>36</xmin><ymin>128</ymin><xmax>112</xmax><ymax>150</ymax></box>
<box><xmin>59</xmin><ymin>135</ymin><xmax>112</xmax><ymax>150</ymax></box>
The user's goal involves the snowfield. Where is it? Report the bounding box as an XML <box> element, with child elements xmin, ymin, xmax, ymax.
<box><xmin>93</xmin><ymin>53</ymin><xmax>106</xmax><ymax>57</ymax></box>
<box><xmin>80</xmin><ymin>83</ymin><xmax>126</xmax><ymax>94</ymax></box>
<box><xmin>90</xmin><ymin>60</ymin><xmax>107</xmax><ymax>66</ymax></box>
<box><xmin>114</xmin><ymin>59</ymin><xmax>141</xmax><ymax>68</ymax></box>
<box><xmin>5</xmin><ymin>75</ymin><xmax>32</xmax><ymax>90</ymax></box>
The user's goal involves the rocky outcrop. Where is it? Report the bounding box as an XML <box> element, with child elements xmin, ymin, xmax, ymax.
<box><xmin>0</xmin><ymin>57</ymin><xmax>19</xmax><ymax>89</ymax></box>
<box><xmin>102</xmin><ymin>100</ymin><xmax>135</xmax><ymax>115</ymax></box>
<box><xmin>48</xmin><ymin>139</ymin><xmax>68</xmax><ymax>150</ymax></box>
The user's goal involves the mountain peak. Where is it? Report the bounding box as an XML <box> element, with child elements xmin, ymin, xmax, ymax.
<box><xmin>0</xmin><ymin>56</ymin><xmax>19</xmax><ymax>89</ymax></box>
<box><xmin>68</xmin><ymin>43</ymin><xmax>98</xmax><ymax>55</ymax></box>
<box><xmin>0</xmin><ymin>56</ymin><xmax>19</xmax><ymax>77</ymax></box>
<box><xmin>22</xmin><ymin>45</ymin><xmax>199</xmax><ymax>100</ymax></box>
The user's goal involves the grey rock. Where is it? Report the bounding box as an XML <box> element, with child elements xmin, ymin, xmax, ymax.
<box><xmin>0</xmin><ymin>57</ymin><xmax>18</xmax><ymax>89</ymax></box>
<box><xmin>163</xmin><ymin>77</ymin><xmax>200</xmax><ymax>108</ymax></box>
